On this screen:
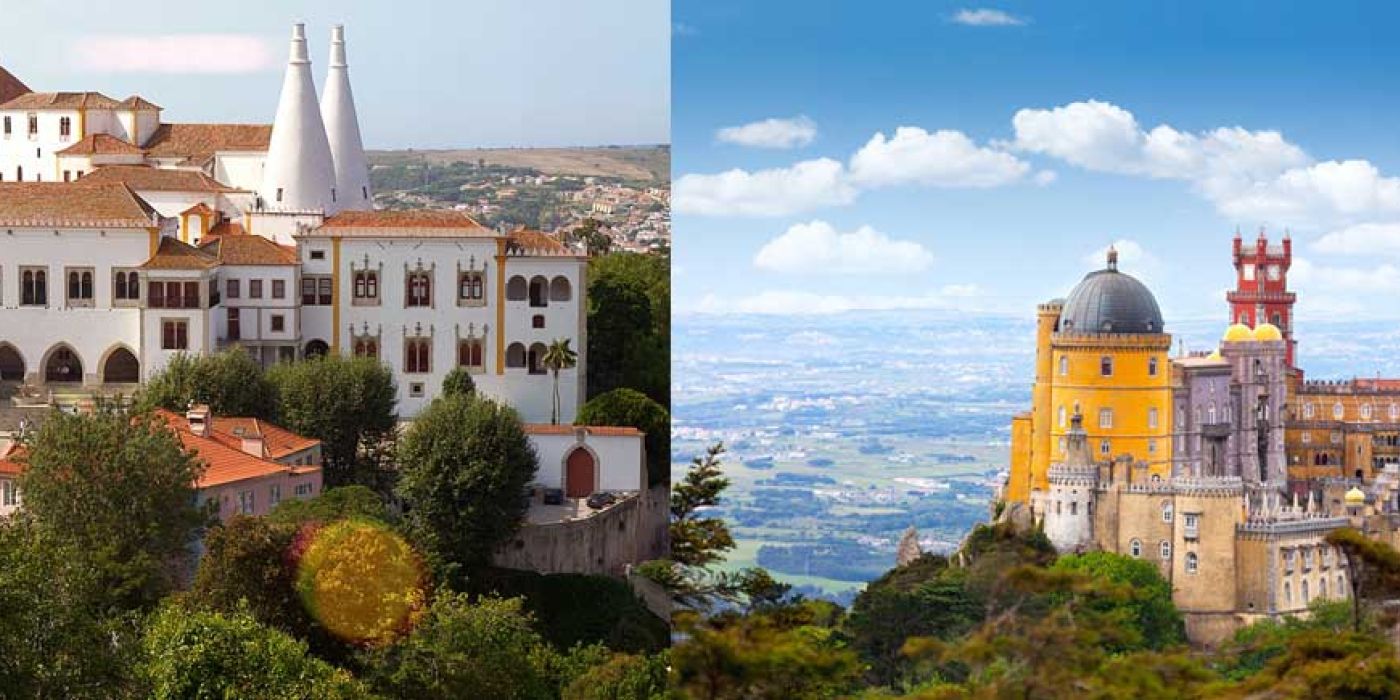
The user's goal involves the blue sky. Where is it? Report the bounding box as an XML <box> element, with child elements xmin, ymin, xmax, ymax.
<box><xmin>2</xmin><ymin>0</ymin><xmax>668</xmax><ymax>148</ymax></box>
<box><xmin>673</xmin><ymin>1</ymin><xmax>1400</xmax><ymax>323</ymax></box>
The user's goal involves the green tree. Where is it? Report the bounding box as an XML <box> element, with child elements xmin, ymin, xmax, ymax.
<box><xmin>586</xmin><ymin>252</ymin><xmax>668</xmax><ymax>406</ymax></box>
<box><xmin>1326</xmin><ymin>527</ymin><xmax>1400</xmax><ymax>632</ymax></box>
<box><xmin>576</xmin><ymin>387</ymin><xmax>670</xmax><ymax>486</ymax></box>
<box><xmin>361</xmin><ymin>593</ymin><xmax>556</xmax><ymax>700</ymax></box>
<box><xmin>268</xmin><ymin>355</ymin><xmax>398</xmax><ymax>490</ymax></box>
<box><xmin>138</xmin><ymin>349</ymin><xmax>277</xmax><ymax>418</ymax></box>
<box><xmin>0</xmin><ymin>520</ymin><xmax>143</xmax><ymax>697</ymax></box>
<box><xmin>562</xmin><ymin>652</ymin><xmax>669</xmax><ymax>700</ymax></box>
<box><xmin>396</xmin><ymin>394</ymin><xmax>537</xmax><ymax>578</ymax></box>
<box><xmin>568</xmin><ymin>218</ymin><xmax>614</xmax><ymax>258</ymax></box>
<box><xmin>441</xmin><ymin>366</ymin><xmax>476</xmax><ymax>397</ymax></box>
<box><xmin>543</xmin><ymin>337</ymin><xmax>579</xmax><ymax>425</ymax></box>
<box><xmin>670</xmin><ymin>443</ymin><xmax>734</xmax><ymax>569</ymax></box>
<box><xmin>268</xmin><ymin>485</ymin><xmax>393</xmax><ymax>527</ymax></box>
<box><xmin>1050</xmin><ymin>550</ymin><xmax>1186</xmax><ymax>650</ymax></box>
<box><xmin>19</xmin><ymin>409</ymin><xmax>211</xmax><ymax>611</ymax></box>
<box><xmin>139</xmin><ymin>605</ymin><xmax>373</xmax><ymax>699</ymax></box>
<box><xmin>187</xmin><ymin>516</ymin><xmax>310</xmax><ymax>635</ymax></box>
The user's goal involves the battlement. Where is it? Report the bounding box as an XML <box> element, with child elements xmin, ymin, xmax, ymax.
<box><xmin>1051</xmin><ymin>331</ymin><xmax>1173</xmax><ymax>349</ymax></box>
<box><xmin>1299</xmin><ymin>379</ymin><xmax>1400</xmax><ymax>395</ymax></box>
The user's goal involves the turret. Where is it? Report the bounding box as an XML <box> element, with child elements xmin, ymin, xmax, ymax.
<box><xmin>321</xmin><ymin>24</ymin><xmax>373</xmax><ymax>212</ymax></box>
<box><xmin>258</xmin><ymin>23</ymin><xmax>338</xmax><ymax>214</ymax></box>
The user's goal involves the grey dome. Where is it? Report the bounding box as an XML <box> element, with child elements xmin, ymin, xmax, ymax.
<box><xmin>1059</xmin><ymin>254</ymin><xmax>1163</xmax><ymax>335</ymax></box>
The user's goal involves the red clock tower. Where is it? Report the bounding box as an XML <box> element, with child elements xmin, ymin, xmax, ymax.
<box><xmin>1227</xmin><ymin>229</ymin><xmax>1297</xmax><ymax>369</ymax></box>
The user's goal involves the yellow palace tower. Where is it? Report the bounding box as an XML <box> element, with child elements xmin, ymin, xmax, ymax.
<box><xmin>1008</xmin><ymin>247</ymin><xmax>1173</xmax><ymax>505</ymax></box>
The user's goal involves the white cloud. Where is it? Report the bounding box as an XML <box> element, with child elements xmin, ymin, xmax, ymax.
<box><xmin>1007</xmin><ymin>99</ymin><xmax>1400</xmax><ymax>227</ymax></box>
<box><xmin>753</xmin><ymin>220</ymin><xmax>934</xmax><ymax>274</ymax></box>
<box><xmin>717</xmin><ymin>116</ymin><xmax>818</xmax><ymax>149</ymax></box>
<box><xmin>849</xmin><ymin>127</ymin><xmax>1031</xmax><ymax>188</ymax></box>
<box><xmin>1032</xmin><ymin>170</ymin><xmax>1058</xmax><ymax>186</ymax></box>
<box><xmin>1314</xmin><ymin>222</ymin><xmax>1400</xmax><ymax>257</ymax></box>
<box><xmin>72</xmin><ymin>34</ymin><xmax>279</xmax><ymax>74</ymax></box>
<box><xmin>673</xmin><ymin>158</ymin><xmax>856</xmax><ymax>217</ymax></box>
<box><xmin>950</xmin><ymin>8</ymin><xmax>1027</xmax><ymax>26</ymax></box>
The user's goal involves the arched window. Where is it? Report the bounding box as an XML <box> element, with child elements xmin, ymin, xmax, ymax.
<box><xmin>1160</xmin><ymin>540</ymin><xmax>1171</xmax><ymax>560</ymax></box>
<box><xmin>527</xmin><ymin>342</ymin><xmax>547</xmax><ymax>375</ymax></box>
<box><xmin>1302</xmin><ymin>579</ymin><xmax>1309</xmax><ymax>603</ymax></box>
<box><xmin>528</xmin><ymin>276</ymin><xmax>548</xmax><ymax>308</ymax></box>
<box><xmin>353</xmin><ymin>270</ymin><xmax>379</xmax><ymax>301</ymax></box>
<box><xmin>1186</xmin><ymin>552</ymin><xmax>1199</xmax><ymax>574</ymax></box>
<box><xmin>458</xmin><ymin>271</ymin><xmax>485</xmax><ymax>302</ymax></box>
<box><xmin>1129</xmin><ymin>539</ymin><xmax>1142</xmax><ymax>557</ymax></box>
<box><xmin>1148</xmin><ymin>407</ymin><xmax>1159</xmax><ymax>429</ymax></box>
<box><xmin>505</xmin><ymin>342</ymin><xmax>527</xmax><ymax>368</ymax></box>
<box><xmin>549</xmin><ymin>276</ymin><xmax>571</xmax><ymax>302</ymax></box>
<box><xmin>1284</xmin><ymin>581</ymin><xmax>1292</xmax><ymax>605</ymax></box>
<box><xmin>1334</xmin><ymin>402</ymin><xmax>1345</xmax><ymax>420</ymax></box>
<box><xmin>405</xmin><ymin>271</ymin><xmax>431</xmax><ymax>307</ymax></box>
<box><xmin>1059</xmin><ymin>356</ymin><xmax>1068</xmax><ymax>375</ymax></box>
<box><xmin>1363</xmin><ymin>404</ymin><xmax>1373</xmax><ymax>420</ymax></box>
<box><xmin>1148</xmin><ymin>356</ymin><xmax>1158</xmax><ymax>377</ymax></box>
<box><xmin>1161</xmin><ymin>502</ymin><xmax>1173</xmax><ymax>523</ymax></box>
<box><xmin>1057</xmin><ymin>405</ymin><xmax>1066</xmax><ymax>428</ymax></box>
<box><xmin>1304</xmin><ymin>403</ymin><xmax>1314</xmax><ymax>419</ymax></box>
<box><xmin>1207</xmin><ymin>403</ymin><xmax>1217</xmax><ymax>423</ymax></box>
<box><xmin>1100</xmin><ymin>355</ymin><xmax>1113</xmax><ymax>377</ymax></box>
<box><xmin>506</xmin><ymin>276</ymin><xmax>528</xmax><ymax>301</ymax></box>
<box><xmin>353</xmin><ymin>338</ymin><xmax>378</xmax><ymax>359</ymax></box>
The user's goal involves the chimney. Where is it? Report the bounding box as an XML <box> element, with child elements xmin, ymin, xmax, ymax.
<box><xmin>258</xmin><ymin>22</ymin><xmax>338</xmax><ymax>214</ymax></box>
<box><xmin>186</xmin><ymin>404</ymin><xmax>211</xmax><ymax>437</ymax></box>
<box><xmin>321</xmin><ymin>24</ymin><xmax>373</xmax><ymax>212</ymax></box>
<box><xmin>236</xmin><ymin>419</ymin><xmax>267</xmax><ymax>458</ymax></box>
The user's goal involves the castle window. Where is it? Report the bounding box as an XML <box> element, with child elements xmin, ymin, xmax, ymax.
<box><xmin>353</xmin><ymin>338</ymin><xmax>378</xmax><ymax>359</ymax></box>
<box><xmin>1186</xmin><ymin>552</ymin><xmax>1199</xmax><ymax>574</ymax></box>
<box><xmin>1100</xmin><ymin>356</ymin><xmax>1113</xmax><ymax>377</ymax></box>
<box><xmin>1183</xmin><ymin>513</ymin><xmax>1199</xmax><ymax>539</ymax></box>
<box><xmin>532</xmin><ymin>315</ymin><xmax>545</xmax><ymax>329</ymax></box>
<box><xmin>1058</xmin><ymin>437</ymin><xmax>1066</xmax><ymax>454</ymax></box>
<box><xmin>405</xmin><ymin>271</ymin><xmax>432</xmax><ymax>308</ymax></box>
<box><xmin>1059</xmin><ymin>356</ymin><xmax>1068</xmax><ymax>375</ymax></box>
<box><xmin>1161</xmin><ymin>502</ymin><xmax>1173</xmax><ymax>523</ymax></box>
<box><xmin>404</xmin><ymin>338</ymin><xmax>431</xmax><ymax>374</ymax></box>
<box><xmin>1392</xmin><ymin>404</ymin><xmax>1399</xmax><ymax>420</ymax></box>
<box><xmin>1302</xmin><ymin>432</ymin><xmax>1311</xmax><ymax>444</ymax></box>
<box><xmin>1334</xmin><ymin>402</ymin><xmax>1344</xmax><ymax>420</ymax></box>
<box><xmin>161</xmin><ymin>320</ymin><xmax>189</xmax><ymax>350</ymax></box>
<box><xmin>354</xmin><ymin>270</ymin><xmax>379</xmax><ymax>302</ymax></box>
<box><xmin>1332</xmin><ymin>431</ymin><xmax>1342</xmax><ymax>445</ymax></box>
<box><xmin>58</xmin><ymin>116</ymin><xmax>70</xmax><ymax>139</ymax></box>
<box><xmin>1284</xmin><ymin>581</ymin><xmax>1292</xmax><ymax>605</ymax></box>
<box><xmin>1148</xmin><ymin>356</ymin><xmax>1158</xmax><ymax>376</ymax></box>
<box><xmin>1242</xmin><ymin>263</ymin><xmax>1255</xmax><ymax>281</ymax></box>
<box><xmin>1362</xmin><ymin>404</ymin><xmax>1373</xmax><ymax>420</ymax></box>
<box><xmin>271</xmin><ymin>315</ymin><xmax>285</xmax><ymax>333</ymax></box>
<box><xmin>1303</xmin><ymin>548</ymin><xmax>1314</xmax><ymax>571</ymax></box>
<box><xmin>1160</xmin><ymin>541</ymin><xmax>1171</xmax><ymax>560</ymax></box>
<box><xmin>1301</xmin><ymin>580</ymin><xmax>1309</xmax><ymax>603</ymax></box>
<box><xmin>1271</xmin><ymin>312</ymin><xmax>1282</xmax><ymax>325</ymax></box>
<box><xmin>1268</xmin><ymin>265</ymin><xmax>1281</xmax><ymax>281</ymax></box>
<box><xmin>1099</xmin><ymin>408</ymin><xmax>1113</xmax><ymax>429</ymax></box>
<box><xmin>528</xmin><ymin>276</ymin><xmax>548</xmax><ymax>308</ymax></box>
<box><xmin>1339</xmin><ymin>575</ymin><xmax>1347</xmax><ymax>596</ymax></box>
<box><xmin>1070</xmin><ymin>501</ymin><xmax>1077</xmax><ymax>515</ymax></box>
<box><xmin>1058</xmin><ymin>405</ymin><xmax>1066</xmax><ymax>428</ymax></box>
<box><xmin>64</xmin><ymin>268</ymin><xmax>93</xmax><ymax>307</ymax></box>
<box><xmin>301</xmin><ymin>276</ymin><xmax>333</xmax><ymax>306</ymax></box>
<box><xmin>1320</xmin><ymin>578</ymin><xmax>1327</xmax><ymax>598</ymax></box>
<box><xmin>1207</xmin><ymin>403</ymin><xmax>1217</xmax><ymax>423</ymax></box>
<box><xmin>458</xmin><ymin>270</ymin><xmax>485</xmax><ymax>303</ymax></box>
<box><xmin>1304</xmin><ymin>403</ymin><xmax>1314</xmax><ymax>419</ymax></box>
<box><xmin>1129</xmin><ymin>539</ymin><xmax>1142</xmax><ymax>558</ymax></box>
<box><xmin>458</xmin><ymin>339</ymin><xmax>485</xmax><ymax>371</ymax></box>
<box><xmin>1100</xmin><ymin>439</ymin><xmax>1110</xmax><ymax>456</ymax></box>
<box><xmin>20</xmin><ymin>267</ymin><xmax>47</xmax><ymax>306</ymax></box>
<box><xmin>1148</xmin><ymin>407</ymin><xmax>1158</xmax><ymax>429</ymax></box>
<box><xmin>113</xmin><ymin>270</ymin><xmax>140</xmax><ymax>302</ymax></box>
<box><xmin>1055</xmin><ymin>500</ymin><xmax>1061</xmax><ymax>515</ymax></box>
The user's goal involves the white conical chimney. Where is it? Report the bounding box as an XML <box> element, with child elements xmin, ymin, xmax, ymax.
<box><xmin>321</xmin><ymin>25</ymin><xmax>373</xmax><ymax>211</ymax></box>
<box><xmin>258</xmin><ymin>23</ymin><xmax>337</xmax><ymax>214</ymax></box>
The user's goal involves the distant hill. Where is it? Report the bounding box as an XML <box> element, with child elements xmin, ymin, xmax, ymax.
<box><xmin>367</xmin><ymin>145</ymin><xmax>669</xmax><ymax>182</ymax></box>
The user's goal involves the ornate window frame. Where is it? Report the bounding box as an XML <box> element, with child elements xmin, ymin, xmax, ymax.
<box><xmin>404</xmin><ymin>259</ymin><xmax>435</xmax><ymax>309</ymax></box>
<box><xmin>403</xmin><ymin>322</ymin><xmax>433</xmax><ymax>374</ymax></box>
<box><xmin>351</xmin><ymin>254</ymin><xmax>382</xmax><ymax>307</ymax></box>
<box><xmin>455</xmin><ymin>322</ymin><xmax>489</xmax><ymax>374</ymax></box>
<box><xmin>456</xmin><ymin>256</ymin><xmax>487</xmax><ymax>307</ymax></box>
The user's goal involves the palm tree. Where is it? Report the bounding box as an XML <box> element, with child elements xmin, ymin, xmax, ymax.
<box><xmin>542</xmin><ymin>338</ymin><xmax>578</xmax><ymax>425</ymax></box>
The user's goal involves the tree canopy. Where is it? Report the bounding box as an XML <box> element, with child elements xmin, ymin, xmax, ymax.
<box><xmin>268</xmin><ymin>355</ymin><xmax>398</xmax><ymax>490</ymax></box>
<box><xmin>586</xmin><ymin>252</ymin><xmax>669</xmax><ymax>407</ymax></box>
<box><xmin>138</xmin><ymin>349</ymin><xmax>277</xmax><ymax>418</ymax></box>
<box><xmin>577</xmin><ymin>387</ymin><xmax>670</xmax><ymax>486</ymax></box>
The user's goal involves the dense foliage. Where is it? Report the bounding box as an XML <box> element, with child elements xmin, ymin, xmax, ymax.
<box><xmin>138</xmin><ymin>349</ymin><xmax>277</xmax><ymax>418</ymax></box>
<box><xmin>576</xmin><ymin>387</ymin><xmax>671</xmax><ymax>486</ymax></box>
<box><xmin>396</xmin><ymin>393</ymin><xmax>538</xmax><ymax>579</ymax></box>
<box><xmin>267</xmin><ymin>355</ymin><xmax>399</xmax><ymax>490</ymax></box>
<box><xmin>586</xmin><ymin>252</ymin><xmax>669</xmax><ymax>407</ymax></box>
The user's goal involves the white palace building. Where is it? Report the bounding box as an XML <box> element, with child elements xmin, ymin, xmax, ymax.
<box><xmin>0</xmin><ymin>24</ymin><xmax>587</xmax><ymax>422</ymax></box>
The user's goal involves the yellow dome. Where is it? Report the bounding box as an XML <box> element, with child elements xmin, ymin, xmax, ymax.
<box><xmin>1223</xmin><ymin>324</ymin><xmax>1254</xmax><ymax>342</ymax></box>
<box><xmin>1253</xmin><ymin>323</ymin><xmax>1283</xmax><ymax>341</ymax></box>
<box><xmin>1345</xmin><ymin>487</ymin><xmax>1366</xmax><ymax>505</ymax></box>
<box><xmin>1207</xmin><ymin>349</ymin><xmax>1223</xmax><ymax>360</ymax></box>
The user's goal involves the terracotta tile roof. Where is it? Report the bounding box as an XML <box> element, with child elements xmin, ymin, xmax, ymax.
<box><xmin>57</xmin><ymin>133</ymin><xmax>144</xmax><ymax>156</ymax></box>
<box><xmin>141</xmin><ymin>236</ymin><xmax>220</xmax><ymax>270</ymax></box>
<box><xmin>1353</xmin><ymin>379</ymin><xmax>1400</xmax><ymax>393</ymax></box>
<box><xmin>524</xmin><ymin>424</ymin><xmax>644</xmax><ymax>437</ymax></box>
<box><xmin>508</xmin><ymin>227</ymin><xmax>572</xmax><ymax>256</ymax></box>
<box><xmin>207</xmin><ymin>220</ymin><xmax>245</xmax><ymax>238</ymax></box>
<box><xmin>0</xmin><ymin>444</ymin><xmax>25</xmax><ymax>477</ymax></box>
<box><xmin>118</xmin><ymin>95</ymin><xmax>161</xmax><ymax>110</ymax></box>
<box><xmin>152</xmin><ymin>409</ymin><xmax>320</xmax><ymax>488</ymax></box>
<box><xmin>141</xmin><ymin>123</ymin><xmax>272</xmax><ymax>163</ymax></box>
<box><xmin>80</xmin><ymin>165</ymin><xmax>239</xmax><ymax>193</ymax></box>
<box><xmin>208</xmin><ymin>417</ymin><xmax>320</xmax><ymax>459</ymax></box>
<box><xmin>0</xmin><ymin>91</ymin><xmax>121</xmax><ymax>110</ymax></box>
<box><xmin>199</xmin><ymin>232</ymin><xmax>298</xmax><ymax>266</ymax></box>
<box><xmin>0</xmin><ymin>182</ymin><xmax>159</xmax><ymax>228</ymax></box>
<box><xmin>181</xmin><ymin>202</ymin><xmax>216</xmax><ymax>217</ymax></box>
<box><xmin>309</xmin><ymin>209</ymin><xmax>494</xmax><ymax>238</ymax></box>
<box><xmin>0</xmin><ymin>66</ymin><xmax>29</xmax><ymax>106</ymax></box>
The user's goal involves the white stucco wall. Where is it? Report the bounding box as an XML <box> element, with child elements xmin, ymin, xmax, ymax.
<box><xmin>528</xmin><ymin>430</ymin><xmax>645</xmax><ymax>493</ymax></box>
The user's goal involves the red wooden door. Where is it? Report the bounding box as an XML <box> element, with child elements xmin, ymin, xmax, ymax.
<box><xmin>565</xmin><ymin>448</ymin><xmax>595</xmax><ymax>498</ymax></box>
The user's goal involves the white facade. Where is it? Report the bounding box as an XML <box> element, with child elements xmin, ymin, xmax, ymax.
<box><xmin>527</xmin><ymin>427</ymin><xmax>646</xmax><ymax>495</ymax></box>
<box><xmin>257</xmin><ymin>23</ymin><xmax>337</xmax><ymax>214</ymax></box>
<box><xmin>320</xmin><ymin>25</ymin><xmax>373</xmax><ymax>211</ymax></box>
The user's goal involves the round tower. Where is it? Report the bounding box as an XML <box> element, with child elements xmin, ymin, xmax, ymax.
<box><xmin>1044</xmin><ymin>411</ymin><xmax>1100</xmax><ymax>552</ymax></box>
